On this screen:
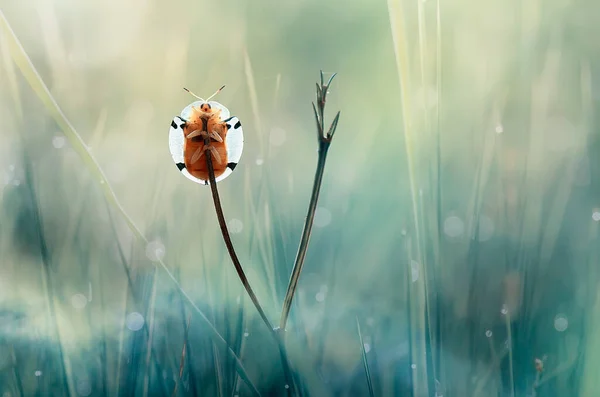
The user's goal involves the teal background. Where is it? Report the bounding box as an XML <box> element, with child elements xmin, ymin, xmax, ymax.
<box><xmin>1</xmin><ymin>0</ymin><xmax>599</xmax><ymax>395</ymax></box>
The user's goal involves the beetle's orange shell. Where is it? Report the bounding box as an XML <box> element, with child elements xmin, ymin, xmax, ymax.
<box><xmin>183</xmin><ymin>104</ymin><xmax>229</xmax><ymax>180</ymax></box>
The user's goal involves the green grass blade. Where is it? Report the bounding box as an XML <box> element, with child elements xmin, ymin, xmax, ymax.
<box><xmin>0</xmin><ymin>10</ymin><xmax>260</xmax><ymax>397</ymax></box>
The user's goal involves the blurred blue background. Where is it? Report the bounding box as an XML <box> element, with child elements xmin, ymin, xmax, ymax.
<box><xmin>1</xmin><ymin>0</ymin><xmax>599</xmax><ymax>395</ymax></box>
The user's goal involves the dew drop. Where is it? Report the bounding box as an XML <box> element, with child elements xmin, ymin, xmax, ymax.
<box><xmin>52</xmin><ymin>136</ymin><xmax>66</xmax><ymax>149</ymax></box>
<box><xmin>228</xmin><ymin>218</ymin><xmax>243</xmax><ymax>234</ymax></box>
<box><xmin>411</xmin><ymin>260</ymin><xmax>420</xmax><ymax>283</ymax></box>
<box><xmin>592</xmin><ymin>210</ymin><xmax>600</xmax><ymax>222</ymax></box>
<box><xmin>443</xmin><ymin>215</ymin><xmax>464</xmax><ymax>238</ymax></box>
<box><xmin>256</xmin><ymin>158</ymin><xmax>264</xmax><ymax>165</ymax></box>
<box><xmin>284</xmin><ymin>385</ymin><xmax>290</xmax><ymax>389</ymax></box>
<box><xmin>71</xmin><ymin>293</ymin><xmax>88</xmax><ymax>310</ymax></box>
<box><xmin>501</xmin><ymin>304</ymin><xmax>508</xmax><ymax>315</ymax></box>
<box><xmin>314</xmin><ymin>207</ymin><xmax>332</xmax><ymax>228</ymax></box>
<box><xmin>495</xmin><ymin>124</ymin><xmax>503</xmax><ymax>133</ymax></box>
<box><xmin>145</xmin><ymin>240</ymin><xmax>165</xmax><ymax>262</ymax></box>
<box><xmin>125</xmin><ymin>312</ymin><xmax>144</xmax><ymax>331</ymax></box>
<box><xmin>35</xmin><ymin>370</ymin><xmax>42</xmax><ymax>377</ymax></box>
<box><xmin>554</xmin><ymin>314</ymin><xmax>568</xmax><ymax>332</ymax></box>
<box><xmin>485</xmin><ymin>330</ymin><xmax>492</xmax><ymax>338</ymax></box>
<box><xmin>363</xmin><ymin>343</ymin><xmax>371</xmax><ymax>353</ymax></box>
<box><xmin>411</xmin><ymin>364</ymin><xmax>417</xmax><ymax>369</ymax></box>
<box><xmin>315</xmin><ymin>291</ymin><xmax>325</xmax><ymax>302</ymax></box>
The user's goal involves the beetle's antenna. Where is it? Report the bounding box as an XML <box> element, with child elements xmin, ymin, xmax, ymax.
<box><xmin>183</xmin><ymin>87</ymin><xmax>205</xmax><ymax>102</ymax></box>
<box><xmin>183</xmin><ymin>85</ymin><xmax>225</xmax><ymax>103</ymax></box>
<box><xmin>205</xmin><ymin>85</ymin><xmax>226</xmax><ymax>102</ymax></box>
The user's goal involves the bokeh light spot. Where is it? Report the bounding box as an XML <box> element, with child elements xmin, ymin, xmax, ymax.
<box><xmin>145</xmin><ymin>240</ymin><xmax>165</xmax><ymax>262</ymax></box>
<box><xmin>52</xmin><ymin>136</ymin><xmax>66</xmax><ymax>149</ymax></box>
<box><xmin>363</xmin><ymin>343</ymin><xmax>371</xmax><ymax>353</ymax></box>
<box><xmin>314</xmin><ymin>207</ymin><xmax>332</xmax><ymax>228</ymax></box>
<box><xmin>554</xmin><ymin>314</ymin><xmax>568</xmax><ymax>332</ymax></box>
<box><xmin>228</xmin><ymin>218</ymin><xmax>244</xmax><ymax>234</ymax></box>
<box><xmin>443</xmin><ymin>216</ymin><xmax>464</xmax><ymax>238</ymax></box>
<box><xmin>71</xmin><ymin>293</ymin><xmax>88</xmax><ymax>310</ymax></box>
<box><xmin>126</xmin><ymin>312</ymin><xmax>144</xmax><ymax>331</ymax></box>
<box><xmin>411</xmin><ymin>260</ymin><xmax>420</xmax><ymax>283</ymax></box>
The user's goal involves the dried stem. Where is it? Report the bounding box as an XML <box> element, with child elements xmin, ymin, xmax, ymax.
<box><xmin>203</xmin><ymin>140</ymin><xmax>296</xmax><ymax>396</ymax></box>
<box><xmin>203</xmin><ymin>139</ymin><xmax>273</xmax><ymax>331</ymax></box>
<box><xmin>279</xmin><ymin>71</ymin><xmax>341</xmax><ymax>331</ymax></box>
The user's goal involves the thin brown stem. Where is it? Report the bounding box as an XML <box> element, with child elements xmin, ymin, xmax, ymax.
<box><xmin>204</xmin><ymin>142</ymin><xmax>273</xmax><ymax>331</ymax></box>
<box><xmin>279</xmin><ymin>71</ymin><xmax>340</xmax><ymax>332</ymax></box>
<box><xmin>203</xmin><ymin>143</ymin><xmax>296</xmax><ymax>396</ymax></box>
<box><xmin>279</xmin><ymin>142</ymin><xmax>329</xmax><ymax>330</ymax></box>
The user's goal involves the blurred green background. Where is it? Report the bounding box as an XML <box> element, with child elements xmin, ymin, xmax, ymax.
<box><xmin>1</xmin><ymin>0</ymin><xmax>599</xmax><ymax>396</ymax></box>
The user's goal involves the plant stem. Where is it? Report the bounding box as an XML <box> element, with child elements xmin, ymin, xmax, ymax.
<box><xmin>356</xmin><ymin>317</ymin><xmax>375</xmax><ymax>397</ymax></box>
<box><xmin>279</xmin><ymin>141</ymin><xmax>329</xmax><ymax>330</ymax></box>
<box><xmin>279</xmin><ymin>71</ymin><xmax>339</xmax><ymax>332</ymax></box>
<box><xmin>204</xmin><ymin>143</ymin><xmax>274</xmax><ymax>332</ymax></box>
<box><xmin>204</xmin><ymin>144</ymin><xmax>296</xmax><ymax>396</ymax></box>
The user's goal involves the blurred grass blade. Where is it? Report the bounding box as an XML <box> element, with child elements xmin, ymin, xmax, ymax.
<box><xmin>356</xmin><ymin>317</ymin><xmax>375</xmax><ymax>397</ymax></box>
<box><xmin>0</xmin><ymin>10</ymin><xmax>261</xmax><ymax>397</ymax></box>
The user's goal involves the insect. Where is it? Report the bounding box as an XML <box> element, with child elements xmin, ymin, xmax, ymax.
<box><xmin>168</xmin><ymin>85</ymin><xmax>244</xmax><ymax>185</ymax></box>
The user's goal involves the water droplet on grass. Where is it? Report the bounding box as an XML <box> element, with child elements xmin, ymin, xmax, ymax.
<box><xmin>444</xmin><ymin>215</ymin><xmax>464</xmax><ymax>238</ymax></box>
<box><xmin>145</xmin><ymin>240</ymin><xmax>165</xmax><ymax>262</ymax></box>
<box><xmin>228</xmin><ymin>219</ymin><xmax>243</xmax><ymax>234</ymax></box>
<box><xmin>554</xmin><ymin>314</ymin><xmax>568</xmax><ymax>332</ymax></box>
<box><xmin>126</xmin><ymin>312</ymin><xmax>144</xmax><ymax>331</ymax></box>
<box><xmin>52</xmin><ymin>136</ymin><xmax>66</xmax><ymax>149</ymax></box>
<box><xmin>71</xmin><ymin>293</ymin><xmax>88</xmax><ymax>309</ymax></box>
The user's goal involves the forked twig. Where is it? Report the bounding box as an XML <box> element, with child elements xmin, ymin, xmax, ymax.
<box><xmin>279</xmin><ymin>71</ymin><xmax>341</xmax><ymax>331</ymax></box>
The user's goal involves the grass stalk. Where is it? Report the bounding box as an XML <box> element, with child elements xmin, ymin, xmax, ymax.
<box><xmin>504</xmin><ymin>308</ymin><xmax>515</xmax><ymax>397</ymax></box>
<box><xmin>0</xmin><ymin>10</ymin><xmax>260</xmax><ymax>396</ymax></box>
<box><xmin>22</xmin><ymin>154</ymin><xmax>74</xmax><ymax>397</ymax></box>
<box><xmin>171</xmin><ymin>314</ymin><xmax>192</xmax><ymax>397</ymax></box>
<box><xmin>203</xmin><ymin>137</ymin><xmax>295</xmax><ymax>396</ymax></box>
<box><xmin>279</xmin><ymin>71</ymin><xmax>340</xmax><ymax>332</ymax></box>
<box><xmin>356</xmin><ymin>317</ymin><xmax>375</xmax><ymax>397</ymax></box>
<box><xmin>203</xmin><ymin>147</ymin><xmax>274</xmax><ymax>332</ymax></box>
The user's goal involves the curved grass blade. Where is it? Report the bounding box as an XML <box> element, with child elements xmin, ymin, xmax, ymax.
<box><xmin>0</xmin><ymin>10</ymin><xmax>260</xmax><ymax>397</ymax></box>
